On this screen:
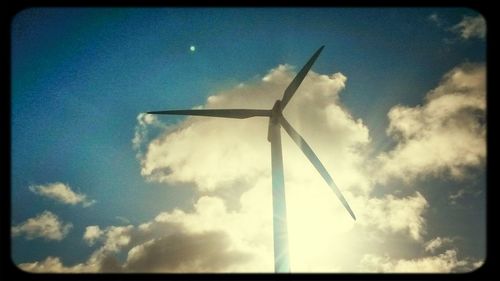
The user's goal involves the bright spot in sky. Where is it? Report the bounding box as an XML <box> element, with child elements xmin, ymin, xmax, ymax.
<box><xmin>190</xmin><ymin>45</ymin><xmax>196</xmax><ymax>52</ymax></box>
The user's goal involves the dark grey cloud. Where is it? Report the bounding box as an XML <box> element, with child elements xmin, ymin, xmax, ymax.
<box><xmin>124</xmin><ymin>230</ymin><xmax>251</xmax><ymax>272</ymax></box>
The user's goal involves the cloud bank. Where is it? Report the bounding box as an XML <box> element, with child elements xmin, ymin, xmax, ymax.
<box><xmin>19</xmin><ymin>61</ymin><xmax>485</xmax><ymax>272</ymax></box>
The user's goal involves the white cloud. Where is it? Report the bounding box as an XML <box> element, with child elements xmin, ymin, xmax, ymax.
<box><xmin>83</xmin><ymin>225</ymin><xmax>134</xmax><ymax>252</ymax></box>
<box><xmin>376</xmin><ymin>63</ymin><xmax>485</xmax><ymax>183</ymax></box>
<box><xmin>115</xmin><ymin>216</ymin><xmax>131</xmax><ymax>224</ymax></box>
<box><xmin>428</xmin><ymin>13</ymin><xmax>443</xmax><ymax>27</ymax></box>
<box><xmin>360</xmin><ymin>236</ymin><xmax>483</xmax><ymax>273</ymax></box>
<box><xmin>358</xmin><ymin>192</ymin><xmax>428</xmax><ymax>241</ymax></box>
<box><xmin>133</xmin><ymin>113</ymin><xmax>165</xmax><ymax>159</ymax></box>
<box><xmin>473</xmin><ymin>260</ymin><xmax>484</xmax><ymax>270</ymax></box>
<box><xmin>428</xmin><ymin>13</ymin><xmax>485</xmax><ymax>42</ymax></box>
<box><xmin>29</xmin><ymin>182</ymin><xmax>95</xmax><ymax>207</ymax></box>
<box><xmin>83</xmin><ymin>199</ymin><xmax>97</xmax><ymax>207</ymax></box>
<box><xmin>83</xmin><ymin>226</ymin><xmax>103</xmax><ymax>246</ymax></box>
<box><xmin>101</xmin><ymin>225</ymin><xmax>134</xmax><ymax>252</ymax></box>
<box><xmin>452</xmin><ymin>15</ymin><xmax>486</xmax><ymax>39</ymax></box>
<box><xmin>20</xmin><ymin>225</ymin><xmax>136</xmax><ymax>272</ymax></box>
<box><xmin>17</xmin><ymin>249</ymin><xmax>123</xmax><ymax>273</ymax></box>
<box><xmin>18</xmin><ymin>256</ymin><xmax>88</xmax><ymax>273</ymax></box>
<box><xmin>424</xmin><ymin>237</ymin><xmax>454</xmax><ymax>253</ymax></box>
<box><xmin>360</xmin><ymin>249</ymin><xmax>470</xmax><ymax>272</ymax></box>
<box><xmin>12</xmin><ymin>211</ymin><xmax>72</xmax><ymax>241</ymax></box>
<box><xmin>449</xmin><ymin>189</ymin><xmax>466</xmax><ymax>205</ymax></box>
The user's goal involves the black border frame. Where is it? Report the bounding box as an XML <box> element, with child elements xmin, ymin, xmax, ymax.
<box><xmin>3</xmin><ymin>1</ymin><xmax>496</xmax><ymax>280</ymax></box>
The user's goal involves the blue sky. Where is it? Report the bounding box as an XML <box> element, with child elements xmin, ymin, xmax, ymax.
<box><xmin>11</xmin><ymin>8</ymin><xmax>486</xmax><ymax>272</ymax></box>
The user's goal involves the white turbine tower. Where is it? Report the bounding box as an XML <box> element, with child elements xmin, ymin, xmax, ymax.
<box><xmin>147</xmin><ymin>46</ymin><xmax>356</xmax><ymax>273</ymax></box>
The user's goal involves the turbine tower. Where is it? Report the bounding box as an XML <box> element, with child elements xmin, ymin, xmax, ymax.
<box><xmin>147</xmin><ymin>46</ymin><xmax>356</xmax><ymax>273</ymax></box>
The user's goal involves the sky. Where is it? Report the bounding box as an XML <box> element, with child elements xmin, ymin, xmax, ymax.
<box><xmin>11</xmin><ymin>8</ymin><xmax>486</xmax><ymax>273</ymax></box>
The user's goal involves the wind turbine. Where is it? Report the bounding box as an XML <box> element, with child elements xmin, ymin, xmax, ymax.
<box><xmin>147</xmin><ymin>46</ymin><xmax>356</xmax><ymax>273</ymax></box>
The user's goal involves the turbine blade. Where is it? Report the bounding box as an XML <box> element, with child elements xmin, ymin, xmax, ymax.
<box><xmin>281</xmin><ymin>46</ymin><xmax>325</xmax><ymax>109</ymax></box>
<box><xmin>147</xmin><ymin>109</ymin><xmax>272</xmax><ymax>119</ymax></box>
<box><xmin>280</xmin><ymin>116</ymin><xmax>356</xmax><ymax>220</ymax></box>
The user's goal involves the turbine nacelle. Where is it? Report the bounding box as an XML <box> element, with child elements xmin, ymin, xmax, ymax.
<box><xmin>268</xmin><ymin>100</ymin><xmax>283</xmax><ymax>142</ymax></box>
<box><xmin>271</xmin><ymin>100</ymin><xmax>283</xmax><ymax>121</ymax></box>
